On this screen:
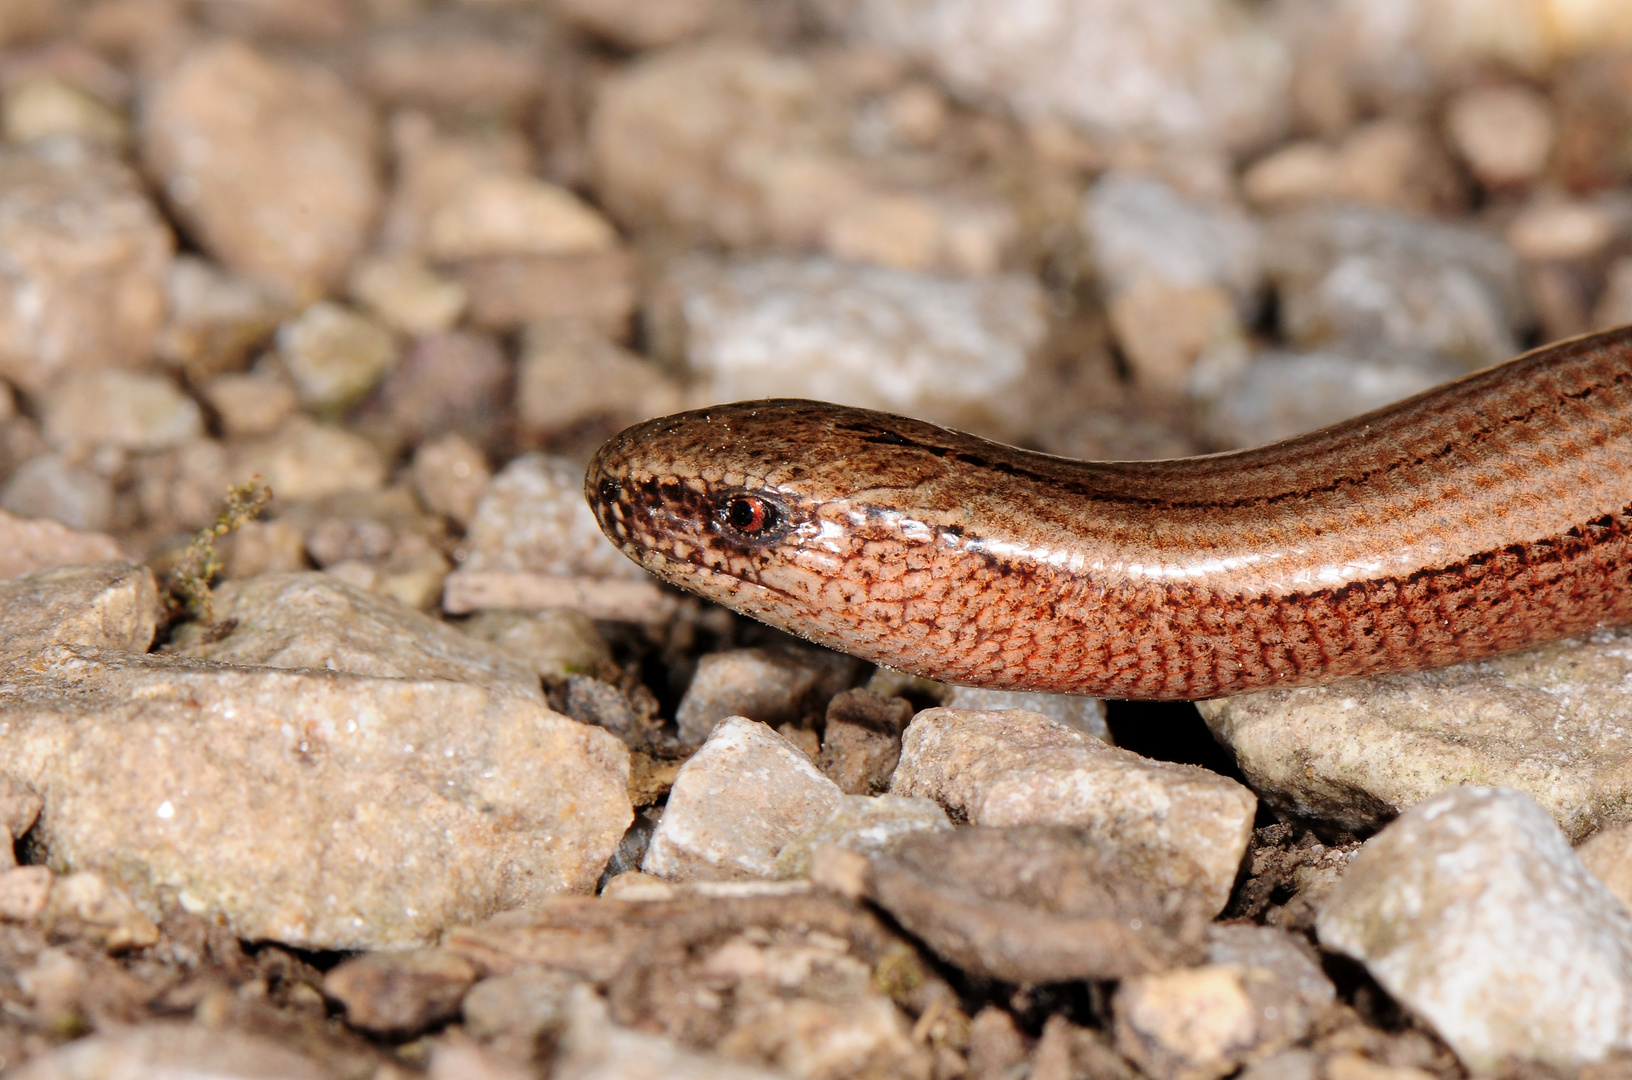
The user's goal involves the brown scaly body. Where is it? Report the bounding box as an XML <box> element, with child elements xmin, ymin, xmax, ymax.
<box><xmin>586</xmin><ymin>328</ymin><xmax>1632</xmax><ymax>700</ymax></box>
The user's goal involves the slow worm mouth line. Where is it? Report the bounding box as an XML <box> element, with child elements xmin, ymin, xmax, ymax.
<box><xmin>587</xmin><ymin>327</ymin><xmax>1632</xmax><ymax>700</ymax></box>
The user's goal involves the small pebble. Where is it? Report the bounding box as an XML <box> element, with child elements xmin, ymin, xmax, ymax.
<box><xmin>1446</xmin><ymin>84</ymin><xmax>1556</xmax><ymax>189</ymax></box>
<box><xmin>200</xmin><ymin>371</ymin><xmax>299</xmax><ymax>438</ymax></box>
<box><xmin>323</xmin><ymin>948</ymin><xmax>478</xmax><ymax>1036</ymax></box>
<box><xmin>0</xmin><ymin>561</ymin><xmax>156</xmax><ymax>658</ymax></box>
<box><xmin>411</xmin><ymin>433</ymin><xmax>491</xmax><ymax>526</ymax></box>
<box><xmin>461</xmin><ymin>453</ymin><xmax>645</xmax><ymax>580</ymax></box>
<box><xmin>674</xmin><ymin>645</ymin><xmax>861</xmax><ymax>746</ymax></box>
<box><xmin>41</xmin><ymin>369</ymin><xmax>202</xmax><ymax>452</ymax></box>
<box><xmin>0</xmin><ymin>454</ymin><xmax>115</xmax><ymax>532</ymax></box>
<box><xmin>276</xmin><ymin>301</ymin><xmax>398</xmax><ymax>412</ymax></box>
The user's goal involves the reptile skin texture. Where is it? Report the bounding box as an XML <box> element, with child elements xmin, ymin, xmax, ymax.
<box><xmin>586</xmin><ymin>327</ymin><xmax>1632</xmax><ymax>700</ymax></box>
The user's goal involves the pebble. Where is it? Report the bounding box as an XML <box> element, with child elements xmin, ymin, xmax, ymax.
<box><xmin>231</xmin><ymin>418</ymin><xmax>386</xmax><ymax>502</ymax></box>
<box><xmin>348</xmin><ymin>254</ymin><xmax>468</xmax><ymax>336</ymax></box>
<box><xmin>458</xmin><ymin>609</ymin><xmax>612</xmax><ymax>684</ymax></box>
<box><xmin>276</xmin><ymin>302</ymin><xmax>398</xmax><ymax>412</ymax></box>
<box><xmin>818</xmin><ymin>687</ymin><xmax>914</xmax><ymax>795</ymax></box>
<box><xmin>361</xmin><ymin>330</ymin><xmax>508</xmax><ymax>453</ymax></box>
<box><xmin>0</xmin><ymin>140</ymin><xmax>171</xmax><ymax>393</ymax></box>
<box><xmin>41</xmin><ymin>369</ymin><xmax>202</xmax><ymax>452</ymax></box>
<box><xmin>1198</xmin><ymin>627</ymin><xmax>1632</xmax><ymax>840</ymax></box>
<box><xmin>553</xmin><ymin>986</ymin><xmax>794</xmax><ymax>1080</ymax></box>
<box><xmin>0</xmin><ymin>643</ymin><xmax>630</xmax><ymax>949</ymax></box>
<box><xmin>155</xmin><ymin>254</ymin><xmax>287</xmax><ymax>380</ymax></box>
<box><xmin>426</xmin><ymin>173</ymin><xmax>618</xmax><ymax>262</ymax></box>
<box><xmin>200</xmin><ymin>372</ymin><xmax>299</xmax><ymax>438</ymax></box>
<box><xmin>0</xmin><ymin>562</ymin><xmax>156</xmax><ymax>658</ymax></box>
<box><xmin>1595</xmin><ymin>255</ymin><xmax>1632</xmax><ymax>330</ymax></box>
<box><xmin>831</xmin><ymin>0</ymin><xmax>1291</xmax><ymax>151</ymax></box>
<box><xmin>1192</xmin><ymin>349</ymin><xmax>1466</xmax><ymax>449</ymax></box>
<box><xmin>2</xmin><ymin>77</ymin><xmax>129</xmax><ymax>148</ymax></box>
<box><xmin>8</xmin><ymin>1024</ymin><xmax>329</xmax><ymax>1080</ymax></box>
<box><xmin>1506</xmin><ymin>197</ymin><xmax>1621</xmax><ymax>262</ymax></box>
<box><xmin>323</xmin><ymin>948</ymin><xmax>478</xmax><ymax>1036</ymax></box>
<box><xmin>462</xmin><ymin>965</ymin><xmax>578</xmax><ymax>1059</ymax></box>
<box><xmin>1264</xmin><ymin>204</ymin><xmax>1528</xmax><ymax>370</ymax></box>
<box><xmin>772</xmin><ymin>794</ymin><xmax>951</xmax><ymax>879</ymax></box>
<box><xmin>554</xmin><ymin>0</ymin><xmax>719</xmax><ymax>50</ymax></box>
<box><xmin>868</xmin><ymin>824</ymin><xmax>1208</xmax><ymax>983</ymax></box>
<box><xmin>451</xmin><ymin>249</ymin><xmax>640</xmax><ymax>336</ymax></box>
<box><xmin>643</xmin><ymin>717</ymin><xmax>843</xmax><ymax>882</ymax></box>
<box><xmin>358</xmin><ymin>9</ymin><xmax>546</xmax><ymax>115</ymax></box>
<box><xmin>140</xmin><ymin>40</ymin><xmax>379</xmax><ymax>299</ymax></box>
<box><xmin>0</xmin><ymin>454</ymin><xmax>114</xmax><ymax>532</ymax></box>
<box><xmin>172</xmin><ymin>572</ymin><xmax>544</xmax><ymax>701</ymax></box>
<box><xmin>516</xmin><ymin>319</ymin><xmax>683</xmax><ymax>436</ymax></box>
<box><xmin>893</xmin><ymin>708</ymin><xmax>1256</xmax><ymax>914</ymax></box>
<box><xmin>1577</xmin><ymin>823</ymin><xmax>1632</xmax><ymax>914</ymax></box>
<box><xmin>675</xmin><ymin>646</ymin><xmax>861</xmax><ymax>746</ymax></box>
<box><xmin>1242</xmin><ymin>122</ymin><xmax>1460</xmax><ymax>213</ymax></box>
<box><xmin>1317</xmin><ymin>787</ymin><xmax>1632</xmax><ymax>1070</ymax></box>
<box><xmin>943</xmin><ymin>686</ymin><xmax>1109</xmax><ymax>742</ymax></box>
<box><xmin>411</xmin><ymin>432</ymin><xmax>491</xmax><ymax>527</ymax></box>
<box><xmin>669</xmin><ymin>254</ymin><xmax>1048</xmax><ymax>433</ymax></box>
<box><xmin>0</xmin><ymin>507</ymin><xmax>127</xmax><ymax>580</ymax></box>
<box><xmin>460</xmin><ymin>452</ymin><xmax>645</xmax><ymax>581</ymax></box>
<box><xmin>1445</xmin><ymin>84</ymin><xmax>1556</xmax><ymax>189</ymax></box>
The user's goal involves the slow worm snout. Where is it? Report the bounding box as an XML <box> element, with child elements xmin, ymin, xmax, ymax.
<box><xmin>586</xmin><ymin>329</ymin><xmax>1632</xmax><ymax>700</ymax></box>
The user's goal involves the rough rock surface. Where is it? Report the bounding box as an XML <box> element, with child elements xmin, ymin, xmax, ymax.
<box><xmin>1318</xmin><ymin>787</ymin><xmax>1632</xmax><ymax>1070</ymax></box>
<box><xmin>0</xmin><ymin>562</ymin><xmax>157</xmax><ymax>658</ymax></box>
<box><xmin>0</xmin><ymin>645</ymin><xmax>631</xmax><ymax>950</ymax></box>
<box><xmin>892</xmin><ymin>708</ymin><xmax>1256</xmax><ymax>913</ymax></box>
<box><xmin>1199</xmin><ymin>628</ymin><xmax>1632</xmax><ymax>840</ymax></box>
<box><xmin>644</xmin><ymin>717</ymin><xmax>843</xmax><ymax>882</ymax></box>
<box><xmin>772</xmin><ymin>794</ymin><xmax>951</xmax><ymax>879</ymax></box>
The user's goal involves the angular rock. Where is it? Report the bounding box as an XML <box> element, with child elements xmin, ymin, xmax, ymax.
<box><xmin>461</xmin><ymin>453</ymin><xmax>644</xmax><ymax>580</ymax></box>
<box><xmin>562</xmin><ymin>676</ymin><xmax>664</xmax><ymax>749</ymax></box>
<box><xmin>1317</xmin><ymin>787</ymin><xmax>1632</xmax><ymax>1071</ymax></box>
<box><xmin>643</xmin><ymin>717</ymin><xmax>843</xmax><ymax>882</ymax></box>
<box><xmin>425</xmin><ymin>173</ymin><xmax>617</xmax><ymax>262</ymax></box>
<box><xmin>131</xmin><ymin>436</ymin><xmax>234</xmax><ymax>533</ymax></box>
<box><xmin>675</xmin><ymin>646</ymin><xmax>861</xmax><ymax>745</ymax></box>
<box><xmin>42</xmin><ymin>870</ymin><xmax>158</xmax><ymax>951</ymax></box>
<box><xmin>41</xmin><ymin>370</ymin><xmax>202</xmax><ymax>452</ymax></box>
<box><xmin>869</xmin><ymin>825</ymin><xmax>1208</xmax><ymax>983</ymax></box>
<box><xmin>0</xmin><ymin>509</ymin><xmax>127</xmax><ymax>581</ymax></box>
<box><xmin>892</xmin><ymin>708</ymin><xmax>1255</xmax><ymax>913</ymax></box>
<box><xmin>276</xmin><ymin>301</ymin><xmax>397</xmax><ymax>412</ymax></box>
<box><xmin>0</xmin><ymin>140</ymin><xmax>171</xmax><ymax>393</ymax></box>
<box><xmin>7</xmin><ymin>1024</ymin><xmax>331</xmax><ymax>1080</ymax></box>
<box><xmin>323</xmin><ymin>948</ymin><xmax>478</xmax><ymax>1036</ymax></box>
<box><xmin>0</xmin><ymin>644</ymin><xmax>631</xmax><ymax>949</ymax></box>
<box><xmin>0</xmin><ymin>455</ymin><xmax>113</xmax><ymax>533</ymax></box>
<box><xmin>819</xmin><ymin>687</ymin><xmax>913</xmax><ymax>795</ymax></box>
<box><xmin>462</xmin><ymin>964</ymin><xmax>578</xmax><ymax>1054</ymax></box>
<box><xmin>666</xmin><ymin>254</ymin><xmax>1048</xmax><ymax>434</ymax></box>
<box><xmin>174</xmin><ymin>572</ymin><xmax>543</xmax><ymax>699</ymax></box>
<box><xmin>361</xmin><ymin>330</ymin><xmax>508</xmax><ymax>452</ymax></box>
<box><xmin>772</xmin><ymin>794</ymin><xmax>951</xmax><ymax>879</ymax></box>
<box><xmin>1198</xmin><ymin>627</ymin><xmax>1632</xmax><ymax>840</ymax></box>
<box><xmin>0</xmin><ymin>562</ymin><xmax>157</xmax><ymax>658</ymax></box>
<box><xmin>201</xmin><ymin>372</ymin><xmax>299</xmax><ymax>438</ymax></box>
<box><xmin>140</xmin><ymin>40</ymin><xmax>380</xmax><ymax>298</ymax></box>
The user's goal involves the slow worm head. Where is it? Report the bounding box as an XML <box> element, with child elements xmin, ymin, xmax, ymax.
<box><xmin>586</xmin><ymin>328</ymin><xmax>1632</xmax><ymax>700</ymax></box>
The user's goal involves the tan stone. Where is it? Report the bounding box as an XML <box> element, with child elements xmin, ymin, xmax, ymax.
<box><xmin>516</xmin><ymin>319</ymin><xmax>682</xmax><ymax>435</ymax></box>
<box><xmin>0</xmin><ymin>562</ymin><xmax>157</xmax><ymax>658</ymax></box>
<box><xmin>426</xmin><ymin>173</ymin><xmax>616</xmax><ymax>262</ymax></box>
<box><xmin>1579</xmin><ymin>823</ymin><xmax>1632</xmax><ymax>914</ymax></box>
<box><xmin>554</xmin><ymin>0</ymin><xmax>719</xmax><ymax>49</ymax></box>
<box><xmin>410</xmin><ymin>433</ymin><xmax>490</xmax><ymax>527</ymax></box>
<box><xmin>277</xmin><ymin>301</ymin><xmax>397</xmax><ymax>412</ymax></box>
<box><xmin>449</xmin><ymin>249</ymin><xmax>638</xmax><ymax>335</ymax></box>
<box><xmin>41</xmin><ymin>369</ymin><xmax>202</xmax><ymax>452</ymax></box>
<box><xmin>323</xmin><ymin>948</ymin><xmax>478</xmax><ymax>1035</ymax></box>
<box><xmin>2</xmin><ymin>77</ymin><xmax>128</xmax><ymax>147</ymax></box>
<box><xmin>675</xmin><ymin>646</ymin><xmax>860</xmax><ymax>745</ymax></box>
<box><xmin>200</xmin><ymin>372</ymin><xmax>299</xmax><ymax>438</ymax></box>
<box><xmin>1507</xmin><ymin>198</ymin><xmax>1618</xmax><ymax>262</ymax></box>
<box><xmin>349</xmin><ymin>254</ymin><xmax>467</xmax><ymax>336</ymax></box>
<box><xmin>7</xmin><ymin>1024</ymin><xmax>330</xmax><ymax>1080</ymax></box>
<box><xmin>232</xmin><ymin>418</ymin><xmax>386</xmax><ymax>502</ymax></box>
<box><xmin>1108</xmin><ymin>279</ymin><xmax>1243</xmax><ymax>395</ymax></box>
<box><xmin>1446</xmin><ymin>84</ymin><xmax>1556</xmax><ymax>189</ymax></box>
<box><xmin>0</xmin><ymin>508</ymin><xmax>128</xmax><ymax>581</ymax></box>
<box><xmin>462</xmin><ymin>453</ymin><xmax>646</xmax><ymax>580</ymax></box>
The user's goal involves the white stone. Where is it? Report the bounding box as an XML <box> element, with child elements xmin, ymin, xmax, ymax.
<box><xmin>462</xmin><ymin>453</ymin><xmax>646</xmax><ymax>580</ymax></box>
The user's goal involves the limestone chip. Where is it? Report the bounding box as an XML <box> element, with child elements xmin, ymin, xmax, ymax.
<box><xmin>1199</xmin><ymin>627</ymin><xmax>1632</xmax><ymax>839</ymax></box>
<box><xmin>892</xmin><ymin>708</ymin><xmax>1255</xmax><ymax>914</ymax></box>
<box><xmin>0</xmin><ymin>562</ymin><xmax>156</xmax><ymax>658</ymax></box>
<box><xmin>1317</xmin><ymin>787</ymin><xmax>1632</xmax><ymax>1070</ymax></box>
<box><xmin>0</xmin><ymin>644</ymin><xmax>631</xmax><ymax>949</ymax></box>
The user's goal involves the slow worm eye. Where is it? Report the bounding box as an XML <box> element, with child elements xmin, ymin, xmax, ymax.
<box><xmin>723</xmin><ymin>494</ymin><xmax>776</xmax><ymax>535</ymax></box>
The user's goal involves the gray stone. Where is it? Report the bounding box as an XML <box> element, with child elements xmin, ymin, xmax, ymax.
<box><xmin>0</xmin><ymin>454</ymin><xmax>114</xmax><ymax>533</ymax></box>
<box><xmin>1317</xmin><ymin>787</ymin><xmax>1632</xmax><ymax>1071</ymax></box>
<box><xmin>0</xmin><ymin>644</ymin><xmax>631</xmax><ymax>949</ymax></box>
<box><xmin>0</xmin><ymin>562</ymin><xmax>157</xmax><ymax>658</ymax></box>
<box><xmin>41</xmin><ymin>370</ymin><xmax>202</xmax><ymax>452</ymax></box>
<box><xmin>276</xmin><ymin>301</ymin><xmax>398</xmax><ymax>412</ymax></box>
<box><xmin>892</xmin><ymin>708</ymin><xmax>1255</xmax><ymax>914</ymax></box>
<box><xmin>675</xmin><ymin>646</ymin><xmax>861</xmax><ymax>745</ymax></box>
<box><xmin>0</xmin><ymin>508</ymin><xmax>128</xmax><ymax>581</ymax></box>
<box><xmin>1198</xmin><ymin>627</ymin><xmax>1632</xmax><ymax>840</ymax></box>
<box><xmin>459</xmin><ymin>608</ymin><xmax>614</xmax><ymax>684</ymax></box>
<box><xmin>8</xmin><ymin>1024</ymin><xmax>331</xmax><ymax>1080</ymax></box>
<box><xmin>943</xmin><ymin>686</ymin><xmax>1109</xmax><ymax>742</ymax></box>
<box><xmin>173</xmin><ymin>572</ymin><xmax>543</xmax><ymax>701</ymax></box>
<box><xmin>819</xmin><ymin>687</ymin><xmax>914</xmax><ymax>794</ymax></box>
<box><xmin>462</xmin><ymin>453</ymin><xmax>645</xmax><ymax>580</ymax></box>
<box><xmin>643</xmin><ymin>716</ymin><xmax>843</xmax><ymax>882</ymax></box>
<box><xmin>773</xmin><ymin>794</ymin><xmax>951</xmax><ymax>879</ymax></box>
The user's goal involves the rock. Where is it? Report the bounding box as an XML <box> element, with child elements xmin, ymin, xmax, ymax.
<box><xmin>133</xmin><ymin>435</ymin><xmax>236</xmax><ymax>533</ymax></box>
<box><xmin>893</xmin><ymin>708</ymin><xmax>1256</xmax><ymax>914</ymax></box>
<box><xmin>361</xmin><ymin>330</ymin><xmax>508</xmax><ymax>452</ymax></box>
<box><xmin>348</xmin><ymin>254</ymin><xmax>467</xmax><ymax>336</ymax></box>
<box><xmin>643</xmin><ymin>717</ymin><xmax>843</xmax><ymax>882</ymax></box>
<box><xmin>0</xmin><ymin>562</ymin><xmax>157</xmax><ymax>658</ymax></box>
<box><xmin>2</xmin><ymin>77</ymin><xmax>128</xmax><ymax>148</ymax></box>
<box><xmin>1506</xmin><ymin>198</ymin><xmax>1620</xmax><ymax>262</ymax></box>
<box><xmin>969</xmin><ymin>1007</ymin><xmax>1030</xmax><ymax>1079</ymax></box>
<box><xmin>868</xmin><ymin>825</ymin><xmax>1208</xmax><ymax>983</ymax></box>
<box><xmin>1198</xmin><ymin>626</ymin><xmax>1632</xmax><ymax>840</ymax></box>
<box><xmin>0</xmin><ymin>508</ymin><xmax>127</xmax><ymax>580</ymax></box>
<box><xmin>1317</xmin><ymin>787</ymin><xmax>1632</xmax><ymax>1070</ymax></box>
<box><xmin>357</xmin><ymin>9</ymin><xmax>547</xmax><ymax>115</ymax></box>
<box><xmin>818</xmin><ymin>687</ymin><xmax>913</xmax><ymax>795</ymax></box>
<box><xmin>462</xmin><ymin>452</ymin><xmax>644</xmax><ymax>581</ymax></box>
<box><xmin>0</xmin><ymin>454</ymin><xmax>114</xmax><ymax>532</ymax></box>
<box><xmin>0</xmin><ymin>140</ymin><xmax>170</xmax><ymax>393</ymax></box>
<box><xmin>0</xmin><ymin>643</ymin><xmax>631</xmax><ymax>949</ymax></box>
<box><xmin>1578</xmin><ymin>823</ymin><xmax>1632</xmax><ymax>914</ymax></box>
<box><xmin>7</xmin><ymin>1024</ymin><xmax>331</xmax><ymax>1080</ymax></box>
<box><xmin>1320</xmin><ymin>118</ymin><xmax>1462</xmax><ymax>214</ymax></box>
<box><xmin>667</xmin><ymin>254</ymin><xmax>1048</xmax><ymax>434</ymax></box>
<box><xmin>555</xmin><ymin>0</ymin><xmax>718</xmax><ymax>49</ymax></box>
<box><xmin>0</xmin><ymin>865</ymin><xmax>52</xmax><ymax>921</ymax></box>
<box><xmin>154</xmin><ymin>254</ymin><xmax>286</xmax><ymax>380</ymax></box>
<box><xmin>43</xmin><ymin>870</ymin><xmax>158</xmax><ymax>951</ymax></box>
<box><xmin>41</xmin><ymin>370</ymin><xmax>202</xmax><ymax>452</ymax></box>
<box><xmin>829</xmin><ymin>0</ymin><xmax>1290</xmax><ymax>152</ymax></box>
<box><xmin>426</xmin><ymin>1040</ymin><xmax>533</xmax><ymax>1080</ymax></box>
<box><xmin>1595</xmin><ymin>255</ymin><xmax>1632</xmax><ymax>331</ymax></box>
<box><xmin>1446</xmin><ymin>84</ymin><xmax>1556</xmax><ymax>189</ymax></box>
<box><xmin>172</xmin><ymin>572</ymin><xmax>544</xmax><ymax>699</ymax></box>
<box><xmin>562</xmin><ymin>676</ymin><xmax>664</xmax><ymax>749</ymax></box>
<box><xmin>1192</xmin><ymin>349</ymin><xmax>1466</xmax><ymax>449</ymax></box>
<box><xmin>450</xmin><ymin>250</ymin><xmax>639</xmax><ymax>335</ymax></box>
<box><xmin>553</xmin><ymin>986</ymin><xmax>796</xmax><ymax>1080</ymax></box>
<box><xmin>516</xmin><ymin>319</ymin><xmax>683</xmax><ymax>435</ymax></box>
<box><xmin>1108</xmin><ymin>280</ymin><xmax>1244</xmax><ymax>396</ymax></box>
<box><xmin>411</xmin><ymin>433</ymin><xmax>490</xmax><ymax>527</ymax></box>
<box><xmin>140</xmin><ymin>40</ymin><xmax>380</xmax><ymax>299</ymax></box>
<box><xmin>380</xmin><ymin>112</ymin><xmax>532</xmax><ymax>257</ymax></box>
<box><xmin>943</xmin><ymin>686</ymin><xmax>1109</xmax><ymax>742</ymax></box>
<box><xmin>201</xmin><ymin>371</ymin><xmax>299</xmax><ymax>438</ymax></box>
<box><xmin>276</xmin><ymin>302</ymin><xmax>398</xmax><ymax>412</ymax></box>
<box><xmin>462</xmin><ymin>965</ymin><xmax>577</xmax><ymax>1057</ymax></box>
<box><xmin>232</xmin><ymin>418</ymin><xmax>386</xmax><ymax>502</ymax></box>
<box><xmin>1241</xmin><ymin>142</ymin><xmax>1339</xmax><ymax>209</ymax></box>
<box><xmin>425</xmin><ymin>173</ymin><xmax>617</xmax><ymax>262</ymax></box>
<box><xmin>323</xmin><ymin>948</ymin><xmax>478</xmax><ymax>1036</ymax></box>
<box><xmin>1264</xmin><ymin>205</ymin><xmax>1528</xmax><ymax>370</ymax></box>
<box><xmin>772</xmin><ymin>794</ymin><xmax>951</xmax><ymax>879</ymax></box>
<box><xmin>1205</xmin><ymin>924</ymin><xmax>1335</xmax><ymax>1017</ymax></box>
<box><xmin>675</xmin><ymin>646</ymin><xmax>861</xmax><ymax>746</ymax></box>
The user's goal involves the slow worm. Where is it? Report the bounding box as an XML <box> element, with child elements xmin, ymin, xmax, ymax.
<box><xmin>586</xmin><ymin>329</ymin><xmax>1632</xmax><ymax>700</ymax></box>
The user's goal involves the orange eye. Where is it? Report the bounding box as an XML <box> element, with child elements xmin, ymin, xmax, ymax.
<box><xmin>724</xmin><ymin>495</ymin><xmax>775</xmax><ymax>534</ymax></box>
